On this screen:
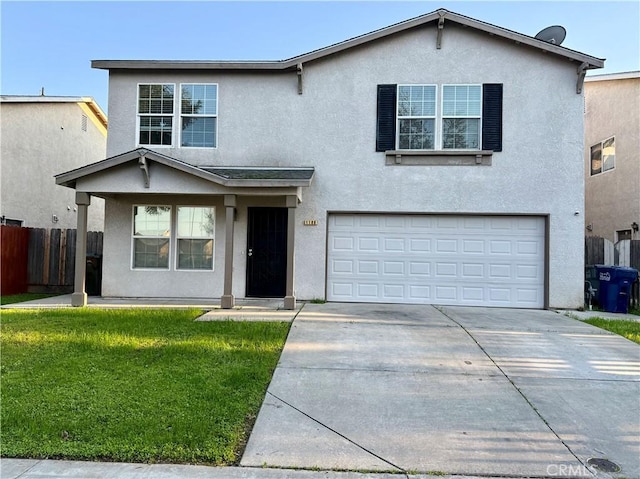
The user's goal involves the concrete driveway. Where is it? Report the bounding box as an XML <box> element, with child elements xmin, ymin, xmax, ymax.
<box><xmin>241</xmin><ymin>303</ymin><xmax>640</xmax><ymax>477</ymax></box>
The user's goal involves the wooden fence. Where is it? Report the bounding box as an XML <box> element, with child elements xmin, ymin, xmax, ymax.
<box><xmin>1</xmin><ymin>226</ymin><xmax>30</xmax><ymax>295</ymax></box>
<box><xmin>1</xmin><ymin>227</ymin><xmax>102</xmax><ymax>294</ymax></box>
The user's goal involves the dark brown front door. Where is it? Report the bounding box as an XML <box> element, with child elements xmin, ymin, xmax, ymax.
<box><xmin>246</xmin><ymin>207</ymin><xmax>287</xmax><ymax>297</ymax></box>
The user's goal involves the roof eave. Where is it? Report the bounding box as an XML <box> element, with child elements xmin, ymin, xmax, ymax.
<box><xmin>225</xmin><ymin>179</ymin><xmax>313</xmax><ymax>188</ymax></box>
<box><xmin>441</xmin><ymin>10</ymin><xmax>604</xmax><ymax>69</ymax></box>
<box><xmin>91</xmin><ymin>8</ymin><xmax>604</xmax><ymax>73</ymax></box>
<box><xmin>91</xmin><ymin>60</ymin><xmax>291</xmax><ymax>71</ymax></box>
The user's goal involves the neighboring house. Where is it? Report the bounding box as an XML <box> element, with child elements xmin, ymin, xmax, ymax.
<box><xmin>56</xmin><ymin>9</ymin><xmax>603</xmax><ymax>309</ymax></box>
<box><xmin>1</xmin><ymin>95</ymin><xmax>107</xmax><ymax>231</ymax></box>
<box><xmin>584</xmin><ymin>71</ymin><xmax>640</xmax><ymax>243</ymax></box>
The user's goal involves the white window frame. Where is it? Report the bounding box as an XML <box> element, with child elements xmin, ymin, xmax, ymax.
<box><xmin>179</xmin><ymin>83</ymin><xmax>218</xmax><ymax>149</ymax></box>
<box><xmin>131</xmin><ymin>205</ymin><xmax>172</xmax><ymax>271</ymax></box>
<box><xmin>395</xmin><ymin>84</ymin><xmax>484</xmax><ymax>151</ymax></box>
<box><xmin>396</xmin><ymin>84</ymin><xmax>438</xmax><ymax>151</ymax></box>
<box><xmin>136</xmin><ymin>83</ymin><xmax>176</xmax><ymax>148</ymax></box>
<box><xmin>590</xmin><ymin>136</ymin><xmax>615</xmax><ymax>176</ymax></box>
<box><xmin>440</xmin><ymin>84</ymin><xmax>482</xmax><ymax>151</ymax></box>
<box><xmin>131</xmin><ymin>205</ymin><xmax>216</xmax><ymax>272</ymax></box>
<box><xmin>175</xmin><ymin>206</ymin><xmax>216</xmax><ymax>272</ymax></box>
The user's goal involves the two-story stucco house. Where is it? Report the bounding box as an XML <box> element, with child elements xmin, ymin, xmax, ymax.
<box><xmin>1</xmin><ymin>95</ymin><xmax>107</xmax><ymax>231</ymax></box>
<box><xmin>584</xmin><ymin>71</ymin><xmax>640</xmax><ymax>243</ymax></box>
<box><xmin>56</xmin><ymin>9</ymin><xmax>603</xmax><ymax>309</ymax></box>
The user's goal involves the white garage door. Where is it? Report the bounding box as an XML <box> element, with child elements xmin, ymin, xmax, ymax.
<box><xmin>327</xmin><ymin>214</ymin><xmax>545</xmax><ymax>308</ymax></box>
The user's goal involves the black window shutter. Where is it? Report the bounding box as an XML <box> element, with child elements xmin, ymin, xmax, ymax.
<box><xmin>376</xmin><ymin>84</ymin><xmax>397</xmax><ymax>152</ymax></box>
<box><xmin>482</xmin><ymin>83</ymin><xmax>503</xmax><ymax>152</ymax></box>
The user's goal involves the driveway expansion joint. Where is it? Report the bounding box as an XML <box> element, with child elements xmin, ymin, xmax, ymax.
<box><xmin>265</xmin><ymin>391</ymin><xmax>406</xmax><ymax>474</ymax></box>
<box><xmin>436</xmin><ymin>308</ymin><xmax>590</xmax><ymax>472</ymax></box>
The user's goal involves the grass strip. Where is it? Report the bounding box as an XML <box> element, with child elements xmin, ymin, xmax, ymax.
<box><xmin>1</xmin><ymin>293</ymin><xmax>62</xmax><ymax>305</ymax></box>
<box><xmin>583</xmin><ymin>318</ymin><xmax>640</xmax><ymax>344</ymax></box>
<box><xmin>0</xmin><ymin>308</ymin><xmax>289</xmax><ymax>464</ymax></box>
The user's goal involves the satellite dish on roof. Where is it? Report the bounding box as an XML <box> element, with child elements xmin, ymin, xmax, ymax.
<box><xmin>535</xmin><ymin>25</ymin><xmax>566</xmax><ymax>45</ymax></box>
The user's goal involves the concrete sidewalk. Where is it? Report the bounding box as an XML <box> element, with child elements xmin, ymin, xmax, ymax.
<box><xmin>242</xmin><ymin>303</ymin><xmax>640</xmax><ymax>477</ymax></box>
<box><xmin>0</xmin><ymin>459</ymin><xmax>450</xmax><ymax>479</ymax></box>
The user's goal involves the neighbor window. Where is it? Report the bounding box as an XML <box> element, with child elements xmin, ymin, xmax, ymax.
<box><xmin>176</xmin><ymin>207</ymin><xmax>215</xmax><ymax>270</ymax></box>
<box><xmin>616</xmin><ymin>229</ymin><xmax>631</xmax><ymax>241</ymax></box>
<box><xmin>397</xmin><ymin>85</ymin><xmax>436</xmax><ymax>150</ymax></box>
<box><xmin>442</xmin><ymin>85</ymin><xmax>481</xmax><ymax>149</ymax></box>
<box><xmin>132</xmin><ymin>206</ymin><xmax>171</xmax><ymax>268</ymax></box>
<box><xmin>137</xmin><ymin>84</ymin><xmax>175</xmax><ymax>146</ymax></box>
<box><xmin>180</xmin><ymin>84</ymin><xmax>218</xmax><ymax>148</ymax></box>
<box><xmin>590</xmin><ymin>136</ymin><xmax>615</xmax><ymax>175</ymax></box>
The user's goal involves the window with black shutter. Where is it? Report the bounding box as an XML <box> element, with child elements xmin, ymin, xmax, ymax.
<box><xmin>375</xmin><ymin>83</ymin><xmax>503</xmax><ymax>155</ymax></box>
<box><xmin>482</xmin><ymin>83</ymin><xmax>503</xmax><ymax>152</ymax></box>
<box><xmin>376</xmin><ymin>84</ymin><xmax>397</xmax><ymax>152</ymax></box>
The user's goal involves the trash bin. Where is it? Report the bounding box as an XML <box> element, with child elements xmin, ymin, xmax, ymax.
<box><xmin>594</xmin><ymin>265</ymin><xmax>638</xmax><ymax>314</ymax></box>
<box><xmin>86</xmin><ymin>255</ymin><xmax>102</xmax><ymax>296</ymax></box>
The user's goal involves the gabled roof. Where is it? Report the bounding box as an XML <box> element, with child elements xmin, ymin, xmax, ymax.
<box><xmin>0</xmin><ymin>95</ymin><xmax>107</xmax><ymax>131</ymax></box>
<box><xmin>55</xmin><ymin>148</ymin><xmax>315</xmax><ymax>189</ymax></box>
<box><xmin>92</xmin><ymin>8</ymin><xmax>604</xmax><ymax>72</ymax></box>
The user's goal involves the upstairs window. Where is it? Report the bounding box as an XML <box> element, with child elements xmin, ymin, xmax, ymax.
<box><xmin>442</xmin><ymin>85</ymin><xmax>481</xmax><ymax>149</ymax></box>
<box><xmin>397</xmin><ymin>85</ymin><xmax>436</xmax><ymax>150</ymax></box>
<box><xmin>138</xmin><ymin>84</ymin><xmax>174</xmax><ymax>146</ymax></box>
<box><xmin>376</xmin><ymin>83</ymin><xmax>502</xmax><ymax>153</ymax></box>
<box><xmin>180</xmin><ymin>84</ymin><xmax>218</xmax><ymax>148</ymax></box>
<box><xmin>590</xmin><ymin>136</ymin><xmax>615</xmax><ymax>175</ymax></box>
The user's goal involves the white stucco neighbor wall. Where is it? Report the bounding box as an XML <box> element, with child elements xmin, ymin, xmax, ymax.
<box><xmin>1</xmin><ymin>101</ymin><xmax>106</xmax><ymax>231</ymax></box>
<box><xmin>99</xmin><ymin>23</ymin><xmax>587</xmax><ymax>308</ymax></box>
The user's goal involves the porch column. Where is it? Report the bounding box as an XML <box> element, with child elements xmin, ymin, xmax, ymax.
<box><xmin>71</xmin><ymin>192</ymin><xmax>91</xmax><ymax>307</ymax></box>
<box><xmin>284</xmin><ymin>195</ymin><xmax>297</xmax><ymax>310</ymax></box>
<box><xmin>221</xmin><ymin>194</ymin><xmax>236</xmax><ymax>309</ymax></box>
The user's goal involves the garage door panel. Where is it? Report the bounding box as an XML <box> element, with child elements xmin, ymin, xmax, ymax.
<box><xmin>410</xmin><ymin>238</ymin><xmax>431</xmax><ymax>252</ymax></box>
<box><xmin>463</xmin><ymin>239</ymin><xmax>485</xmax><ymax>253</ymax></box>
<box><xmin>357</xmin><ymin>260</ymin><xmax>379</xmax><ymax>274</ymax></box>
<box><xmin>332</xmin><ymin>236</ymin><xmax>354</xmax><ymax>251</ymax></box>
<box><xmin>327</xmin><ymin>214</ymin><xmax>545</xmax><ymax>308</ymax></box>
<box><xmin>384</xmin><ymin>238</ymin><xmax>405</xmax><ymax>252</ymax></box>
<box><xmin>409</xmin><ymin>262</ymin><xmax>430</xmax><ymax>275</ymax></box>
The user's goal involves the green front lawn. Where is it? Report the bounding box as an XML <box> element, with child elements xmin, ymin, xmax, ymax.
<box><xmin>0</xmin><ymin>308</ymin><xmax>289</xmax><ymax>464</ymax></box>
<box><xmin>584</xmin><ymin>318</ymin><xmax>640</xmax><ymax>345</ymax></box>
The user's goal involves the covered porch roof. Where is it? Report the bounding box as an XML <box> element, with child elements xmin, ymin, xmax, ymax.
<box><xmin>61</xmin><ymin>149</ymin><xmax>312</xmax><ymax>311</ymax></box>
<box><xmin>55</xmin><ymin>148</ymin><xmax>315</xmax><ymax>198</ymax></box>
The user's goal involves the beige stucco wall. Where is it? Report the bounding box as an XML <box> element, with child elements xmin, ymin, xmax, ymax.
<box><xmin>0</xmin><ymin>101</ymin><xmax>106</xmax><ymax>230</ymax></box>
<box><xmin>584</xmin><ymin>75</ymin><xmax>640</xmax><ymax>242</ymax></box>
<box><xmin>97</xmin><ymin>23</ymin><xmax>587</xmax><ymax>308</ymax></box>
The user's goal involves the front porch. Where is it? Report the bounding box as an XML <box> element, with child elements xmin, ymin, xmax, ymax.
<box><xmin>55</xmin><ymin>148</ymin><xmax>314</xmax><ymax>310</ymax></box>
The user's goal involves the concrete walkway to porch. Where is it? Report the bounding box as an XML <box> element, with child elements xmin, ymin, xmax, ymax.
<box><xmin>0</xmin><ymin>295</ymin><xmax>303</xmax><ymax>321</ymax></box>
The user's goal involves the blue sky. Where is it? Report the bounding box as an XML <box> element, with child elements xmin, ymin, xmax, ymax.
<box><xmin>1</xmin><ymin>1</ymin><xmax>639</xmax><ymax>113</ymax></box>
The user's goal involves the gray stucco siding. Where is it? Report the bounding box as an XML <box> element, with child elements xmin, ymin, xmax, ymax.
<box><xmin>100</xmin><ymin>23</ymin><xmax>586</xmax><ymax>307</ymax></box>
<box><xmin>1</xmin><ymin>102</ymin><xmax>106</xmax><ymax>230</ymax></box>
